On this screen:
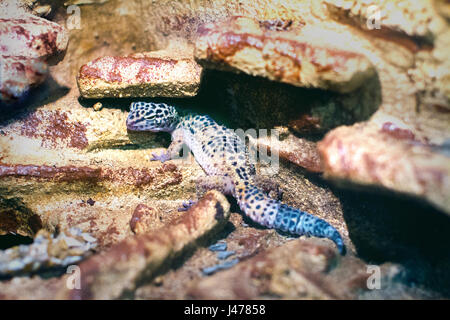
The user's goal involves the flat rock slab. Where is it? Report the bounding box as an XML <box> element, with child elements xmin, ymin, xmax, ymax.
<box><xmin>195</xmin><ymin>16</ymin><xmax>375</xmax><ymax>93</ymax></box>
<box><xmin>0</xmin><ymin>106</ymin><xmax>199</xmax><ymax>245</ymax></box>
<box><xmin>77</xmin><ymin>49</ymin><xmax>203</xmax><ymax>98</ymax></box>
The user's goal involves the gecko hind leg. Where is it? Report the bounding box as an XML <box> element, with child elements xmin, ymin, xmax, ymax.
<box><xmin>195</xmin><ymin>175</ymin><xmax>235</xmax><ymax>198</ymax></box>
<box><xmin>177</xmin><ymin>175</ymin><xmax>234</xmax><ymax>212</ymax></box>
<box><xmin>253</xmin><ymin>175</ymin><xmax>283</xmax><ymax>200</ymax></box>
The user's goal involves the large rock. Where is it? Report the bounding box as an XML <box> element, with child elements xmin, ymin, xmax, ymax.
<box><xmin>195</xmin><ymin>16</ymin><xmax>375</xmax><ymax>93</ymax></box>
<box><xmin>318</xmin><ymin>122</ymin><xmax>450</xmax><ymax>215</ymax></box>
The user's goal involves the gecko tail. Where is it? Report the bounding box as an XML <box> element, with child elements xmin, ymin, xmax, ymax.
<box><xmin>275</xmin><ymin>203</ymin><xmax>346</xmax><ymax>255</ymax></box>
<box><xmin>236</xmin><ymin>183</ymin><xmax>345</xmax><ymax>255</ymax></box>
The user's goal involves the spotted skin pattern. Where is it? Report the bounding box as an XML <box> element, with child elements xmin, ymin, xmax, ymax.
<box><xmin>126</xmin><ymin>102</ymin><xmax>345</xmax><ymax>254</ymax></box>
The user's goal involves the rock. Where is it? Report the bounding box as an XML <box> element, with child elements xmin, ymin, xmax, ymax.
<box><xmin>188</xmin><ymin>237</ymin><xmax>443</xmax><ymax>300</ymax></box>
<box><xmin>188</xmin><ymin>239</ymin><xmax>343</xmax><ymax>299</ymax></box>
<box><xmin>312</xmin><ymin>0</ymin><xmax>447</xmax><ymax>71</ymax></box>
<box><xmin>0</xmin><ymin>14</ymin><xmax>68</xmax><ymax>64</ymax></box>
<box><xmin>0</xmin><ymin>227</ymin><xmax>96</xmax><ymax>278</ymax></box>
<box><xmin>0</xmin><ymin>197</ymin><xmax>42</xmax><ymax>237</ymax></box>
<box><xmin>77</xmin><ymin>49</ymin><xmax>203</xmax><ymax>98</ymax></box>
<box><xmin>435</xmin><ymin>0</ymin><xmax>450</xmax><ymax>20</ymax></box>
<box><xmin>130</xmin><ymin>204</ymin><xmax>164</xmax><ymax>234</ymax></box>
<box><xmin>195</xmin><ymin>16</ymin><xmax>375</xmax><ymax>93</ymax></box>
<box><xmin>318</xmin><ymin>122</ymin><xmax>450</xmax><ymax>215</ymax></box>
<box><xmin>92</xmin><ymin>102</ymin><xmax>102</xmax><ymax>111</ymax></box>
<box><xmin>0</xmin><ymin>106</ymin><xmax>196</xmax><ymax>247</ymax></box>
<box><xmin>0</xmin><ymin>56</ymin><xmax>48</xmax><ymax>104</ymax></box>
<box><xmin>0</xmin><ymin>9</ymin><xmax>68</xmax><ymax>104</ymax></box>
<box><xmin>0</xmin><ymin>191</ymin><xmax>230</xmax><ymax>299</ymax></box>
<box><xmin>0</xmin><ymin>276</ymin><xmax>64</xmax><ymax>300</ymax></box>
<box><xmin>248</xmin><ymin>131</ymin><xmax>323</xmax><ymax>172</ymax></box>
<box><xmin>313</xmin><ymin>0</ymin><xmax>450</xmax><ymax>215</ymax></box>
<box><xmin>0</xmin><ymin>0</ymin><xmax>49</xmax><ymax>19</ymax></box>
<box><xmin>322</xmin><ymin>0</ymin><xmax>446</xmax><ymax>40</ymax></box>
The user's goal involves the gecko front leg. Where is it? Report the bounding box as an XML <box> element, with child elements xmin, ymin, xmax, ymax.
<box><xmin>150</xmin><ymin>128</ymin><xmax>185</xmax><ymax>162</ymax></box>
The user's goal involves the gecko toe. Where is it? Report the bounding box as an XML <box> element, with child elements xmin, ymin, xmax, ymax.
<box><xmin>150</xmin><ymin>151</ymin><xmax>170</xmax><ymax>163</ymax></box>
<box><xmin>177</xmin><ymin>199</ymin><xmax>196</xmax><ymax>211</ymax></box>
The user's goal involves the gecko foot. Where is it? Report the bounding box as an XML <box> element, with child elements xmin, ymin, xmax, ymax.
<box><xmin>150</xmin><ymin>151</ymin><xmax>171</xmax><ymax>163</ymax></box>
<box><xmin>177</xmin><ymin>199</ymin><xmax>197</xmax><ymax>212</ymax></box>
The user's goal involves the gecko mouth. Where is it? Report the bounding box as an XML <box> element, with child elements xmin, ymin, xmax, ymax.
<box><xmin>126</xmin><ymin>119</ymin><xmax>148</xmax><ymax>131</ymax></box>
<box><xmin>126</xmin><ymin>119</ymin><xmax>160</xmax><ymax>132</ymax></box>
<box><xmin>126</xmin><ymin>119</ymin><xmax>140</xmax><ymax>131</ymax></box>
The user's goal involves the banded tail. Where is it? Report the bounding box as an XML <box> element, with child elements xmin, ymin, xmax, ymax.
<box><xmin>234</xmin><ymin>181</ymin><xmax>345</xmax><ymax>254</ymax></box>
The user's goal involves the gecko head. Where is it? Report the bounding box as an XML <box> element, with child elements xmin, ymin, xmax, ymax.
<box><xmin>126</xmin><ymin>102</ymin><xmax>179</xmax><ymax>132</ymax></box>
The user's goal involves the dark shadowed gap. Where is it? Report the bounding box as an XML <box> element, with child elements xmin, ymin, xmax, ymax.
<box><xmin>0</xmin><ymin>233</ymin><xmax>33</xmax><ymax>250</ymax></box>
<box><xmin>333</xmin><ymin>183</ymin><xmax>450</xmax><ymax>297</ymax></box>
